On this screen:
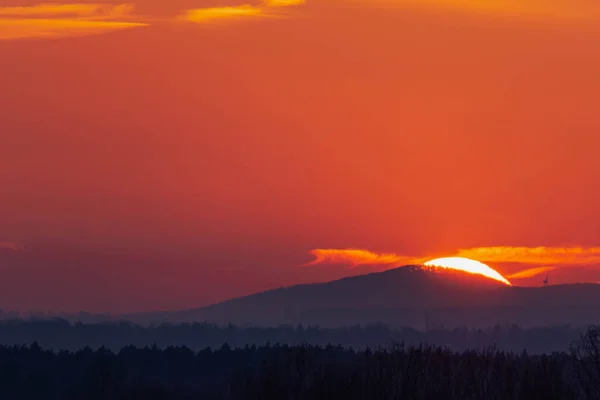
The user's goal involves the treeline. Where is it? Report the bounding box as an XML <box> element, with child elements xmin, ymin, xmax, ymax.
<box><xmin>0</xmin><ymin>318</ymin><xmax>582</xmax><ymax>353</ymax></box>
<box><xmin>1</xmin><ymin>327</ymin><xmax>600</xmax><ymax>399</ymax></box>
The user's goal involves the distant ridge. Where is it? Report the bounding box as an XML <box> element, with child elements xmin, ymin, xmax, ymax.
<box><xmin>123</xmin><ymin>265</ymin><xmax>600</xmax><ymax>329</ymax></box>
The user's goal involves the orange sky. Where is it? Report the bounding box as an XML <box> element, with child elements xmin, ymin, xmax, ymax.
<box><xmin>1</xmin><ymin>0</ymin><xmax>600</xmax><ymax>313</ymax></box>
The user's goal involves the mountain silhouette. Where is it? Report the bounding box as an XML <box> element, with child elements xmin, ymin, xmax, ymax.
<box><xmin>126</xmin><ymin>265</ymin><xmax>600</xmax><ymax>329</ymax></box>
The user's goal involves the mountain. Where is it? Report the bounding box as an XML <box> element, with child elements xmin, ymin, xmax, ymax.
<box><xmin>125</xmin><ymin>265</ymin><xmax>600</xmax><ymax>329</ymax></box>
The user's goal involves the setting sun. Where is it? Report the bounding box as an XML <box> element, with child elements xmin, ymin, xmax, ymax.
<box><xmin>424</xmin><ymin>257</ymin><xmax>512</xmax><ymax>286</ymax></box>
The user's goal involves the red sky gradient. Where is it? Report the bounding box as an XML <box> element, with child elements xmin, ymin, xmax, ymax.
<box><xmin>1</xmin><ymin>0</ymin><xmax>600</xmax><ymax>313</ymax></box>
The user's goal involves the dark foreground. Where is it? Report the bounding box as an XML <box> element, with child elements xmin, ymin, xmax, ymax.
<box><xmin>1</xmin><ymin>326</ymin><xmax>600</xmax><ymax>400</ymax></box>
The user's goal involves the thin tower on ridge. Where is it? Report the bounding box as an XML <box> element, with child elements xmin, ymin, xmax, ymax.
<box><xmin>542</xmin><ymin>273</ymin><xmax>549</xmax><ymax>288</ymax></box>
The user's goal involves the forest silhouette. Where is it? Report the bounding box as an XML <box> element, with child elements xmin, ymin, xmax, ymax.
<box><xmin>0</xmin><ymin>325</ymin><xmax>599</xmax><ymax>399</ymax></box>
<box><xmin>0</xmin><ymin>318</ymin><xmax>586</xmax><ymax>353</ymax></box>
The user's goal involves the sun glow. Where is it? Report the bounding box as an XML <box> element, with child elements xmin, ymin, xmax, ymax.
<box><xmin>424</xmin><ymin>257</ymin><xmax>512</xmax><ymax>286</ymax></box>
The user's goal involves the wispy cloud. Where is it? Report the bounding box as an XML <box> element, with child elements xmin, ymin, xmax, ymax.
<box><xmin>457</xmin><ymin>247</ymin><xmax>600</xmax><ymax>266</ymax></box>
<box><xmin>178</xmin><ymin>5</ymin><xmax>264</xmax><ymax>23</ymax></box>
<box><xmin>0</xmin><ymin>242</ymin><xmax>24</xmax><ymax>251</ymax></box>
<box><xmin>307</xmin><ymin>246</ymin><xmax>600</xmax><ymax>268</ymax></box>
<box><xmin>0</xmin><ymin>3</ymin><xmax>132</xmax><ymax>18</ymax></box>
<box><xmin>364</xmin><ymin>0</ymin><xmax>600</xmax><ymax>22</ymax></box>
<box><xmin>505</xmin><ymin>266</ymin><xmax>556</xmax><ymax>279</ymax></box>
<box><xmin>0</xmin><ymin>0</ymin><xmax>306</xmax><ymax>40</ymax></box>
<box><xmin>305</xmin><ymin>248</ymin><xmax>416</xmax><ymax>268</ymax></box>
<box><xmin>263</xmin><ymin>0</ymin><xmax>306</xmax><ymax>7</ymax></box>
<box><xmin>178</xmin><ymin>0</ymin><xmax>305</xmax><ymax>24</ymax></box>
<box><xmin>0</xmin><ymin>3</ymin><xmax>147</xmax><ymax>40</ymax></box>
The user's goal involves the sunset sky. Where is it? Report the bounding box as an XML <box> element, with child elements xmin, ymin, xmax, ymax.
<box><xmin>2</xmin><ymin>0</ymin><xmax>600</xmax><ymax>313</ymax></box>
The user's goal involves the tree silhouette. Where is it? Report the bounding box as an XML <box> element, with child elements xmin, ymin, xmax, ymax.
<box><xmin>0</xmin><ymin>322</ymin><xmax>599</xmax><ymax>399</ymax></box>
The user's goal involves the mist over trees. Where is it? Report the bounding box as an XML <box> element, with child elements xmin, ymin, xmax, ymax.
<box><xmin>0</xmin><ymin>318</ymin><xmax>586</xmax><ymax>354</ymax></box>
<box><xmin>0</xmin><ymin>326</ymin><xmax>599</xmax><ymax>399</ymax></box>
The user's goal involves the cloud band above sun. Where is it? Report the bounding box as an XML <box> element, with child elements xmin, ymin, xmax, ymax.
<box><xmin>306</xmin><ymin>246</ymin><xmax>600</xmax><ymax>281</ymax></box>
<box><xmin>306</xmin><ymin>248</ymin><xmax>415</xmax><ymax>267</ymax></box>
<box><xmin>457</xmin><ymin>246</ymin><xmax>600</xmax><ymax>265</ymax></box>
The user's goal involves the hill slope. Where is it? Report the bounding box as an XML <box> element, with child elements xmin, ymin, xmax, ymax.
<box><xmin>125</xmin><ymin>265</ymin><xmax>600</xmax><ymax>328</ymax></box>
